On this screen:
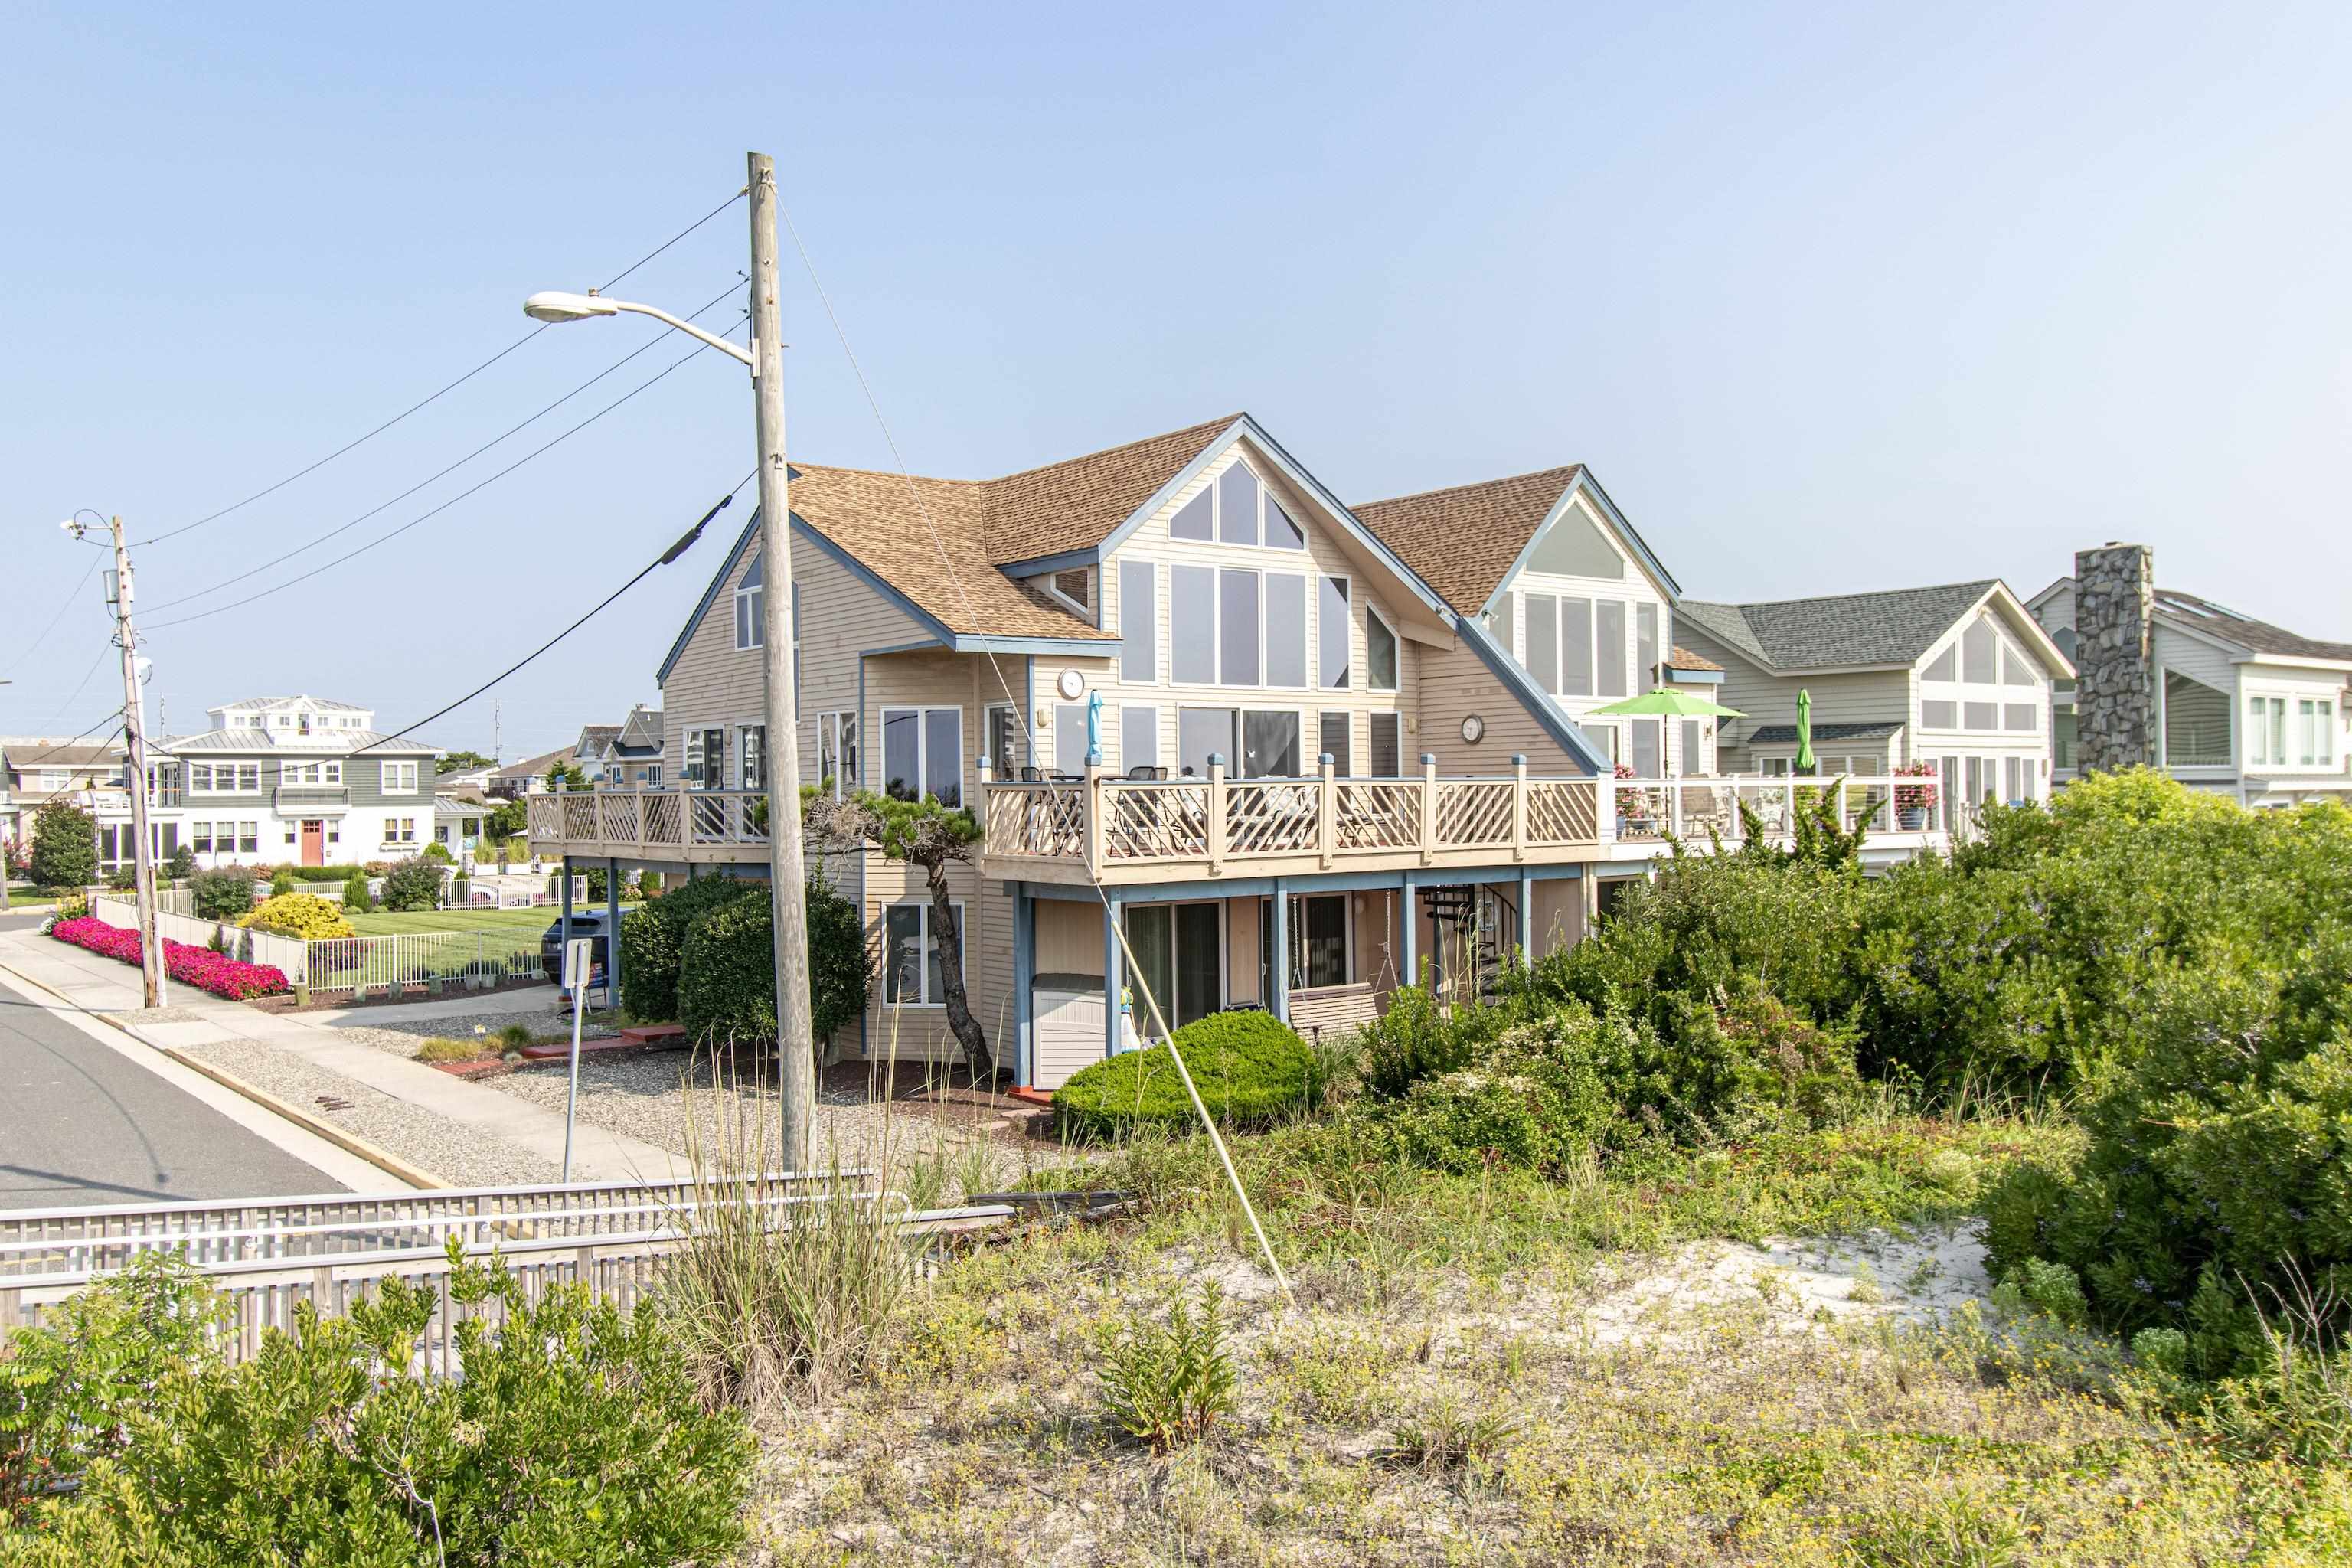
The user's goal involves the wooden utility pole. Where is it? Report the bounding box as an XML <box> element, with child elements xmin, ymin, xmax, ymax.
<box><xmin>107</xmin><ymin>517</ymin><xmax>165</xmax><ymax>1008</ymax></box>
<box><xmin>747</xmin><ymin>151</ymin><xmax>818</xmax><ymax>1171</ymax></box>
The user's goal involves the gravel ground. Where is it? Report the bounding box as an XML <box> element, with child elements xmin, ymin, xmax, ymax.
<box><xmin>485</xmin><ymin>1052</ymin><xmax>1040</xmax><ymax>1191</ymax></box>
<box><xmin>181</xmin><ymin>1037</ymin><xmax>561</xmax><ymax>1187</ymax></box>
<box><xmin>313</xmin><ymin>1004</ymin><xmax>615</xmax><ymax>1060</ymax></box>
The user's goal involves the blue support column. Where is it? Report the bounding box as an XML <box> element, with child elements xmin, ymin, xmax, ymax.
<box><xmin>605</xmin><ymin>858</ymin><xmax>622</xmax><ymax>1009</ymax></box>
<box><xmin>1400</xmin><ymin>876</ymin><xmax>1416</xmax><ymax>988</ymax></box>
<box><xmin>1518</xmin><ymin>868</ymin><xmax>1534</xmax><ymax>965</ymax></box>
<box><xmin>1013</xmin><ymin>886</ymin><xmax>1035</xmax><ymax>1086</ymax></box>
<box><xmin>1103</xmin><ymin>895</ymin><xmax>1124</xmax><ymax>1059</ymax></box>
<box><xmin>1269</xmin><ymin>878</ymin><xmax>1289</xmax><ymax>1023</ymax></box>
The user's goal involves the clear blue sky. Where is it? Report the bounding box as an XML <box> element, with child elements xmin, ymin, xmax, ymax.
<box><xmin>6</xmin><ymin>2</ymin><xmax>2347</xmax><ymax>759</ymax></box>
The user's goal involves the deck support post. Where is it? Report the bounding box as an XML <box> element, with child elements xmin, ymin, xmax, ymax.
<box><xmin>1269</xmin><ymin>878</ymin><xmax>1289</xmax><ymax>1024</ymax></box>
<box><xmin>1400</xmin><ymin>874</ymin><xmax>1418</xmax><ymax>988</ymax></box>
<box><xmin>1103</xmin><ymin>893</ymin><xmax>1124</xmax><ymax>1060</ymax></box>
<box><xmin>1511</xmin><ymin>753</ymin><xmax>1527</xmax><ymax>862</ymax></box>
<box><xmin>558</xmin><ymin>855</ymin><xmax>574</xmax><ymax>1003</ymax></box>
<box><xmin>1206</xmin><ymin>755</ymin><xmax>1228</xmax><ymax>877</ymax></box>
<box><xmin>605</xmin><ymin>857</ymin><xmax>622</xmax><ymax>1010</ymax></box>
<box><xmin>1317</xmin><ymin>754</ymin><xmax>1336</xmax><ymax>869</ymax></box>
<box><xmin>1012</xmin><ymin>882</ymin><xmax>1034</xmax><ymax>1088</ymax></box>
<box><xmin>1419</xmin><ymin>753</ymin><xmax>1438</xmax><ymax>864</ymax></box>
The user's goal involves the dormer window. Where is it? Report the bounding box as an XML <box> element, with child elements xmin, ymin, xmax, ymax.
<box><xmin>733</xmin><ymin>557</ymin><xmax>765</xmax><ymax>651</ymax></box>
<box><xmin>1050</xmin><ymin>568</ymin><xmax>1092</xmax><ymax>611</ymax></box>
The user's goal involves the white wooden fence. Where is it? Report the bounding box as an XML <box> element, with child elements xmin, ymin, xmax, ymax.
<box><xmin>0</xmin><ymin>1174</ymin><xmax>1014</xmax><ymax>1376</ymax></box>
<box><xmin>89</xmin><ymin>897</ymin><xmax>542</xmax><ymax>995</ymax></box>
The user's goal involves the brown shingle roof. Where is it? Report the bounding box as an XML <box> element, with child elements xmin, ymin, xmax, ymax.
<box><xmin>981</xmin><ymin>414</ymin><xmax>1241</xmax><ymax>565</ymax></box>
<box><xmin>1353</xmin><ymin>466</ymin><xmax>1586</xmax><ymax>615</ymax></box>
<box><xmin>2154</xmin><ymin>589</ymin><xmax>2352</xmax><ymax>664</ymax></box>
<box><xmin>789</xmin><ymin>466</ymin><xmax>1118</xmax><ymax>642</ymax></box>
<box><xmin>1667</xmin><ymin>645</ymin><xmax>1723</xmax><ymax>672</ymax></box>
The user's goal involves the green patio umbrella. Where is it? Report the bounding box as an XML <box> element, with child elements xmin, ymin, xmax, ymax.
<box><xmin>1794</xmin><ymin>688</ymin><xmax>1816</xmax><ymax>774</ymax></box>
<box><xmin>1589</xmin><ymin>686</ymin><xmax>1745</xmax><ymax>719</ymax></box>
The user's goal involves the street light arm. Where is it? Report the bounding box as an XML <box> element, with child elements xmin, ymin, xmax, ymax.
<box><xmin>607</xmin><ymin>300</ymin><xmax>755</xmax><ymax>367</ymax></box>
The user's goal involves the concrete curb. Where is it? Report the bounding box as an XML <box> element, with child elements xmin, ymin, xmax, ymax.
<box><xmin>0</xmin><ymin>952</ymin><xmax>444</xmax><ymax>1192</ymax></box>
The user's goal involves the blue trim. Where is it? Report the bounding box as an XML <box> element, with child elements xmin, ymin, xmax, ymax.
<box><xmin>1667</xmin><ymin>668</ymin><xmax>1726</xmax><ymax>685</ymax></box>
<box><xmin>1269</xmin><ymin>877</ymin><xmax>1289</xmax><ymax>1024</ymax></box>
<box><xmin>1575</xmin><ymin>472</ymin><xmax>1684</xmax><ymax>599</ymax></box>
<box><xmin>856</xmin><ymin>658</ymin><xmax>867</xmax><ymax>790</ymax></box>
<box><xmin>1013</xmin><ymin>887</ymin><xmax>1034</xmax><ymax>1086</ymax></box>
<box><xmin>1021</xmin><ymin>861</ymin><xmax>1585</xmax><ymax>906</ymax></box>
<box><xmin>1456</xmin><ymin>616</ymin><xmax>1613</xmax><ymax>774</ymax></box>
<box><xmin>789</xmin><ymin>514</ymin><xmax>962</xmax><ymax>647</ymax></box>
<box><xmin>861</xmin><ymin>637</ymin><xmax>946</xmax><ymax>657</ymax></box>
<box><xmin>655</xmin><ymin>509</ymin><xmax>762</xmax><ymax>685</ymax></box>
<box><xmin>1092</xmin><ymin>415</ymin><xmax>1454</xmax><ymax>625</ymax></box>
<box><xmin>1103</xmin><ymin>896</ymin><xmax>1124</xmax><ymax>1060</ymax></box>
<box><xmin>997</xmin><ymin>547</ymin><xmax>1096</xmax><ymax>576</ymax></box>
<box><xmin>953</xmin><ymin>635</ymin><xmax>1116</xmax><ymax>655</ymax></box>
<box><xmin>795</xmin><ymin>516</ymin><xmax>1113</xmax><ymax>656</ymax></box>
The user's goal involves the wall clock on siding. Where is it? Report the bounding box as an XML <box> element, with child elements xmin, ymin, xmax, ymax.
<box><xmin>1056</xmin><ymin>669</ymin><xmax>1085</xmax><ymax>701</ymax></box>
<box><xmin>1460</xmin><ymin>714</ymin><xmax>1486</xmax><ymax>745</ymax></box>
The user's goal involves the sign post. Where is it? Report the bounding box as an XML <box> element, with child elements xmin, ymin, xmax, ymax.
<box><xmin>560</xmin><ymin>936</ymin><xmax>594</xmax><ymax>1181</ymax></box>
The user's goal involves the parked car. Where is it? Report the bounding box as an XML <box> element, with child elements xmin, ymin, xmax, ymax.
<box><xmin>538</xmin><ymin>908</ymin><xmax>617</xmax><ymax>987</ymax></box>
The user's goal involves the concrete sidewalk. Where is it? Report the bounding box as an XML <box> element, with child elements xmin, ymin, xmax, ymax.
<box><xmin>0</xmin><ymin>928</ymin><xmax>679</xmax><ymax>1187</ymax></box>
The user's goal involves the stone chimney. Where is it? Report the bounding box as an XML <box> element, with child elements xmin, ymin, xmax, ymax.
<box><xmin>2073</xmin><ymin>543</ymin><xmax>2154</xmax><ymax>772</ymax></box>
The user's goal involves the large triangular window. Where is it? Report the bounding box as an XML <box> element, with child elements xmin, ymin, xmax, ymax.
<box><xmin>1526</xmin><ymin>502</ymin><xmax>1626</xmax><ymax>580</ymax></box>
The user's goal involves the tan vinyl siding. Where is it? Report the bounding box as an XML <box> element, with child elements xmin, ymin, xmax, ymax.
<box><xmin>1416</xmin><ymin>642</ymin><xmax>1583</xmax><ymax>773</ymax></box>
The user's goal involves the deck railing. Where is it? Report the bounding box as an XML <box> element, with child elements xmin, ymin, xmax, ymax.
<box><xmin>1606</xmin><ymin>775</ymin><xmax>1945</xmax><ymax>845</ymax></box>
<box><xmin>527</xmin><ymin>788</ymin><xmax>769</xmax><ymax>855</ymax></box>
<box><xmin>978</xmin><ymin>755</ymin><xmax>1605</xmax><ymax>877</ymax></box>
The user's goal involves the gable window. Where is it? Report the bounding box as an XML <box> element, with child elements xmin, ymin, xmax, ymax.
<box><xmin>1170</xmin><ymin>565</ymin><xmax>1215</xmax><ymax>684</ymax></box>
<box><xmin>2004</xmin><ymin>704</ymin><xmax>2038</xmax><ymax>733</ymax></box>
<box><xmin>1171</xmin><ymin>488</ymin><xmax>1214</xmax><ymax>542</ymax></box>
<box><xmin>1526</xmin><ymin>593</ymin><xmax>1559</xmax><ymax>693</ymax></box>
<box><xmin>1265</xmin><ymin>573</ymin><xmax>1307</xmax><ymax>688</ymax></box>
<box><xmin>1924</xmin><ymin>643</ymin><xmax>1958</xmax><ymax>681</ymax></box>
<box><xmin>1219</xmin><ymin>464</ymin><xmax>1257</xmax><ymax>546</ymax></box>
<box><xmin>1166</xmin><ymin>564</ymin><xmax>1308</xmax><ymax>689</ymax></box>
<box><xmin>1171</xmin><ymin>459</ymin><xmax>1307</xmax><ymax>551</ymax></box>
<box><xmin>1219</xmin><ymin>570</ymin><xmax>1260</xmax><ymax>685</ymax></box>
<box><xmin>2002</xmin><ymin>642</ymin><xmax>2037</xmax><ymax>685</ymax></box>
<box><xmin>1961</xmin><ymin>618</ymin><xmax>1996</xmax><ymax>683</ymax></box>
<box><xmin>733</xmin><ymin>557</ymin><xmax>765</xmax><ymax>652</ymax></box>
<box><xmin>1637</xmin><ymin>603</ymin><xmax>1659</xmax><ymax>688</ymax></box>
<box><xmin>1561</xmin><ymin>598</ymin><xmax>1594</xmax><ymax>695</ymax></box>
<box><xmin>1119</xmin><ymin>560</ymin><xmax>1157</xmax><ymax>681</ymax></box>
<box><xmin>881</xmin><ymin>706</ymin><xmax>961</xmax><ymax>806</ymax></box>
<box><xmin>884</xmin><ymin>901</ymin><xmax>963</xmax><ymax>1006</ymax></box>
<box><xmin>1050</xmin><ymin>567</ymin><xmax>1093</xmax><ymax>612</ymax></box>
<box><xmin>1319</xmin><ymin>577</ymin><xmax>1351</xmax><ymax>689</ymax></box>
<box><xmin>1366</xmin><ymin>606</ymin><xmax>1399</xmax><ymax>692</ymax></box>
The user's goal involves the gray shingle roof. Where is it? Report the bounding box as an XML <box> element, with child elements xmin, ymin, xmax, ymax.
<box><xmin>1681</xmin><ymin>581</ymin><xmax>1998</xmax><ymax>671</ymax></box>
<box><xmin>1744</xmin><ymin>721</ymin><xmax>1906</xmax><ymax>745</ymax></box>
<box><xmin>4</xmin><ymin>743</ymin><xmax>122</xmax><ymax>771</ymax></box>
<box><xmin>2154</xmin><ymin>589</ymin><xmax>2352</xmax><ymax>664</ymax></box>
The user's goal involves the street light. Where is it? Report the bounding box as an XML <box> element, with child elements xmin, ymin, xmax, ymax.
<box><xmin>523</xmin><ymin>154</ymin><xmax>818</xmax><ymax>1174</ymax></box>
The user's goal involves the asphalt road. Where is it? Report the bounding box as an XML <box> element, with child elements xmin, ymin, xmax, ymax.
<box><xmin>0</xmin><ymin>944</ymin><xmax>344</xmax><ymax>1209</ymax></box>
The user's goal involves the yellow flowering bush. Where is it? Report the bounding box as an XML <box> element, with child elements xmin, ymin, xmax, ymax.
<box><xmin>235</xmin><ymin>892</ymin><xmax>354</xmax><ymax>941</ymax></box>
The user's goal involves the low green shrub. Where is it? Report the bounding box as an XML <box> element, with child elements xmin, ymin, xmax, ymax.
<box><xmin>420</xmin><ymin>839</ymin><xmax>454</xmax><ymax>864</ymax></box>
<box><xmin>189</xmin><ymin>867</ymin><xmax>255</xmax><ymax>921</ymax></box>
<box><xmin>1984</xmin><ymin>929</ymin><xmax>2352</xmax><ymax>1379</ymax></box>
<box><xmin>237</xmin><ymin>891</ymin><xmax>354</xmax><ymax>940</ymax></box>
<box><xmin>162</xmin><ymin>844</ymin><xmax>196</xmax><ymax>882</ymax></box>
<box><xmin>6</xmin><ymin>1248</ymin><xmax>754</xmax><ymax>1563</ymax></box>
<box><xmin>1056</xmin><ymin>1010</ymin><xmax>1326</xmax><ymax>1139</ymax></box>
<box><xmin>266</xmin><ymin>867</ymin><xmax>296</xmax><ymax>897</ymax></box>
<box><xmin>340</xmin><ymin>867</ymin><xmax>372</xmax><ymax>911</ymax></box>
<box><xmin>1096</xmin><ymin>1285</ymin><xmax>1236</xmax><ymax>1452</ymax></box>
<box><xmin>376</xmin><ymin>858</ymin><xmax>443</xmax><ymax>912</ymax></box>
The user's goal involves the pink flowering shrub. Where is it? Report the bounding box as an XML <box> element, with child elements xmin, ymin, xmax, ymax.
<box><xmin>48</xmin><ymin>915</ymin><xmax>289</xmax><ymax>1000</ymax></box>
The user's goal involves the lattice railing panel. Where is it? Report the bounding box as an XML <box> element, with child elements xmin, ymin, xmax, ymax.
<box><xmin>1435</xmin><ymin>780</ymin><xmax>1513</xmax><ymax>847</ymax></box>
<box><xmin>1524</xmin><ymin>779</ymin><xmax>1598</xmax><ymax>844</ymax></box>
<box><xmin>1102</xmin><ymin>783</ymin><xmax>1209</xmax><ymax>861</ymax></box>
<box><xmin>1335</xmin><ymin>781</ymin><xmax>1421</xmax><ymax>850</ymax></box>
<box><xmin>1224</xmin><ymin>781</ymin><xmax>1320</xmax><ymax>858</ymax></box>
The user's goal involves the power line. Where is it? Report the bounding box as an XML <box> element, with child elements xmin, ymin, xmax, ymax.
<box><xmin>5</xmin><ymin>704</ymin><xmax>129</xmax><ymax>771</ymax></box>
<box><xmin>0</xmin><ymin>556</ymin><xmax>100</xmax><ymax>681</ymax></box>
<box><xmin>142</xmin><ymin>314</ymin><xmax>750</xmax><ymax>633</ymax></box>
<box><xmin>144</xmin><ymin>278</ymin><xmax>745</xmax><ymax>614</ymax></box>
<box><xmin>133</xmin><ymin>187</ymin><xmax>748</xmax><ymax>548</ymax></box>
<box><xmin>354</xmin><ymin>475</ymin><xmax>753</xmax><ymax>756</ymax></box>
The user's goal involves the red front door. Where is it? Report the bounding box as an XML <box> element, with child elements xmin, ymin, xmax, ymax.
<box><xmin>300</xmin><ymin>819</ymin><xmax>325</xmax><ymax>866</ymax></box>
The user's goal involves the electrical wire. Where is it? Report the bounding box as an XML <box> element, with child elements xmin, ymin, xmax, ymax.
<box><xmin>133</xmin><ymin>187</ymin><xmax>747</xmax><ymax>548</ymax></box>
<box><xmin>0</xmin><ymin>557</ymin><xmax>100</xmax><ymax>681</ymax></box>
<box><xmin>7</xmin><ymin>702</ymin><xmax>129</xmax><ymax>770</ymax></box>
<box><xmin>353</xmin><ymin>475</ymin><xmax>753</xmax><ymax>756</ymax></box>
<box><xmin>142</xmin><ymin>311</ymin><xmax>750</xmax><ymax>633</ymax></box>
<box><xmin>144</xmin><ymin>278</ymin><xmax>746</xmax><ymax>614</ymax></box>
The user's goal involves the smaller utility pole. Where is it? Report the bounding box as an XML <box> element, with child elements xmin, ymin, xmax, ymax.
<box><xmin>104</xmin><ymin>517</ymin><xmax>165</xmax><ymax>1008</ymax></box>
<box><xmin>493</xmin><ymin>699</ymin><xmax>502</xmax><ymax>764</ymax></box>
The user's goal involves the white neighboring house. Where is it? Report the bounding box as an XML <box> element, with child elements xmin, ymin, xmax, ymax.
<box><xmin>2030</xmin><ymin>545</ymin><xmax>2352</xmax><ymax>805</ymax></box>
<box><xmin>113</xmin><ymin>695</ymin><xmax>458</xmax><ymax>871</ymax></box>
<box><xmin>1674</xmin><ymin>580</ymin><xmax>2073</xmax><ymax>818</ymax></box>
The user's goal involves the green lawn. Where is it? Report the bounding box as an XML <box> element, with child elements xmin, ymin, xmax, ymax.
<box><xmin>341</xmin><ymin>906</ymin><xmax>556</xmax><ymax>938</ymax></box>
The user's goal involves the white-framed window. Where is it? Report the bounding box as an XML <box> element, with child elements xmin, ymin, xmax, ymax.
<box><xmin>382</xmin><ymin>761</ymin><xmax>420</xmax><ymax>793</ymax></box>
<box><xmin>1319</xmin><ymin>575</ymin><xmax>1351</xmax><ymax>690</ymax></box>
<box><xmin>2300</xmin><ymin>699</ymin><xmax>2337</xmax><ymax>768</ymax></box>
<box><xmin>1119</xmin><ymin>559</ymin><xmax>1156</xmax><ymax>681</ymax></box>
<box><xmin>684</xmin><ymin>729</ymin><xmax>705</xmax><ymax>787</ymax></box>
<box><xmin>883</xmin><ymin>900</ymin><xmax>963</xmax><ymax>1006</ymax></box>
<box><xmin>386</xmin><ymin>817</ymin><xmax>417</xmax><ymax>844</ymax></box>
<box><xmin>1165</xmin><ymin>564</ymin><xmax>1309</xmax><ymax>689</ymax></box>
<box><xmin>191</xmin><ymin>822</ymin><xmax>212</xmax><ymax>854</ymax></box>
<box><xmin>237</xmin><ymin>821</ymin><xmax>259</xmax><ymax>854</ymax></box>
<box><xmin>820</xmin><ymin>711</ymin><xmax>859</xmax><ymax>795</ymax></box>
<box><xmin>35</xmin><ymin>768</ymin><xmax>70</xmax><ymax>791</ymax></box>
<box><xmin>982</xmin><ymin>704</ymin><xmax>1023</xmax><ymax>779</ymax></box>
<box><xmin>328</xmin><ymin>822</ymin><xmax>340</xmax><ymax>844</ymax></box>
<box><xmin>1166</xmin><ymin>459</ymin><xmax>1307</xmax><ymax>553</ymax></box>
<box><xmin>1368</xmin><ymin>711</ymin><xmax>1402</xmax><ymax>776</ymax></box>
<box><xmin>880</xmin><ymin>707</ymin><xmax>962</xmax><ymax>806</ymax></box>
<box><xmin>286</xmin><ymin>761</ymin><xmax>344</xmax><ymax>786</ymax></box>
<box><xmin>733</xmin><ymin>557</ymin><xmax>766</xmax><ymax>651</ymax></box>
<box><xmin>284</xmin><ymin>825</ymin><xmax>298</xmax><ymax>845</ymax></box>
<box><xmin>737</xmin><ymin>724</ymin><xmax>766</xmax><ymax>791</ymax></box>
<box><xmin>1366</xmin><ymin>605</ymin><xmax>1400</xmax><ymax>693</ymax></box>
<box><xmin>1122</xmin><ymin>704</ymin><xmax>1160</xmax><ymax>772</ymax></box>
<box><xmin>646</xmin><ymin>763</ymin><xmax>663</xmax><ymax>788</ymax></box>
<box><xmin>2247</xmin><ymin>696</ymin><xmax>2288</xmax><ymax>767</ymax></box>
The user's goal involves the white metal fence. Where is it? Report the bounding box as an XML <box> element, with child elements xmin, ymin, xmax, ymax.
<box><xmin>89</xmin><ymin>897</ymin><xmax>543</xmax><ymax>995</ymax></box>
